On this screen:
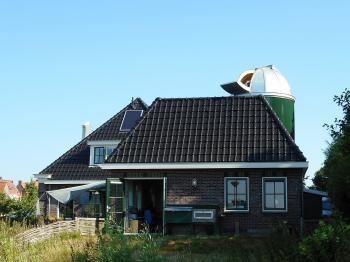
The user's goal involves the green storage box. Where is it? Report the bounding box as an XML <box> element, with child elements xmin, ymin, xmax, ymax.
<box><xmin>164</xmin><ymin>207</ymin><xmax>192</xmax><ymax>224</ymax></box>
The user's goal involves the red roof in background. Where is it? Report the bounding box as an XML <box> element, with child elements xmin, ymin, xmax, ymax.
<box><xmin>0</xmin><ymin>182</ymin><xmax>7</xmax><ymax>192</ymax></box>
<box><xmin>0</xmin><ymin>180</ymin><xmax>20</xmax><ymax>198</ymax></box>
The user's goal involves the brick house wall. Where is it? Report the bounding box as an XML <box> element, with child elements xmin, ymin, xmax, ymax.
<box><xmin>165</xmin><ymin>168</ymin><xmax>303</xmax><ymax>234</ymax></box>
<box><xmin>40</xmin><ymin>168</ymin><xmax>303</xmax><ymax>234</ymax></box>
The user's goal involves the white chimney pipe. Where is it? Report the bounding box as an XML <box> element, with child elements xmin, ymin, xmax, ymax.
<box><xmin>82</xmin><ymin>122</ymin><xmax>93</xmax><ymax>139</ymax></box>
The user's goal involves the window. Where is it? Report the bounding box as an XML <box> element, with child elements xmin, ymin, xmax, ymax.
<box><xmin>93</xmin><ymin>146</ymin><xmax>115</xmax><ymax>164</ymax></box>
<box><xmin>225</xmin><ymin>177</ymin><xmax>249</xmax><ymax>211</ymax></box>
<box><xmin>120</xmin><ymin>110</ymin><xmax>143</xmax><ymax>131</ymax></box>
<box><xmin>263</xmin><ymin>177</ymin><xmax>287</xmax><ymax>212</ymax></box>
<box><xmin>94</xmin><ymin>147</ymin><xmax>105</xmax><ymax>164</ymax></box>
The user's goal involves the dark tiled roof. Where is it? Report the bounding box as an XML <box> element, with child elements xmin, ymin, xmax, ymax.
<box><xmin>40</xmin><ymin>98</ymin><xmax>148</xmax><ymax>180</ymax></box>
<box><xmin>108</xmin><ymin>96</ymin><xmax>306</xmax><ymax>163</ymax></box>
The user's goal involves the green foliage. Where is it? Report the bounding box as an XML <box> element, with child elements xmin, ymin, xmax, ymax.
<box><xmin>0</xmin><ymin>220</ymin><xmax>97</xmax><ymax>262</ymax></box>
<box><xmin>71</xmin><ymin>224</ymin><xmax>164</xmax><ymax>261</ymax></box>
<box><xmin>0</xmin><ymin>193</ymin><xmax>16</xmax><ymax>215</ymax></box>
<box><xmin>136</xmin><ymin>227</ymin><xmax>163</xmax><ymax>262</ymax></box>
<box><xmin>299</xmin><ymin>219</ymin><xmax>350</xmax><ymax>262</ymax></box>
<box><xmin>0</xmin><ymin>180</ymin><xmax>38</xmax><ymax>223</ymax></box>
<box><xmin>97</xmin><ymin>226</ymin><xmax>133</xmax><ymax>262</ymax></box>
<box><xmin>311</xmin><ymin>168</ymin><xmax>328</xmax><ymax>192</ymax></box>
<box><xmin>313</xmin><ymin>88</ymin><xmax>350</xmax><ymax>218</ymax></box>
<box><xmin>265</xmin><ymin>223</ymin><xmax>300</xmax><ymax>262</ymax></box>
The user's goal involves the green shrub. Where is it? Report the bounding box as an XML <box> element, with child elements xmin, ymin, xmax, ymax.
<box><xmin>97</xmin><ymin>226</ymin><xmax>133</xmax><ymax>262</ymax></box>
<box><xmin>299</xmin><ymin>219</ymin><xmax>350</xmax><ymax>262</ymax></box>
<box><xmin>136</xmin><ymin>227</ymin><xmax>163</xmax><ymax>262</ymax></box>
<box><xmin>265</xmin><ymin>223</ymin><xmax>300</xmax><ymax>262</ymax></box>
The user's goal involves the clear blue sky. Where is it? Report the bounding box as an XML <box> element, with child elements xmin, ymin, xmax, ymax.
<box><xmin>0</xmin><ymin>1</ymin><xmax>348</xmax><ymax>185</ymax></box>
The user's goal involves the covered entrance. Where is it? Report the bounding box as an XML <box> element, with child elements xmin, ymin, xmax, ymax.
<box><xmin>46</xmin><ymin>178</ymin><xmax>166</xmax><ymax>234</ymax></box>
<box><xmin>124</xmin><ymin>178</ymin><xmax>165</xmax><ymax>234</ymax></box>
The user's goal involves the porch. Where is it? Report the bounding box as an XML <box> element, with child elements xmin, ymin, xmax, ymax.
<box><xmin>43</xmin><ymin>178</ymin><xmax>166</xmax><ymax>234</ymax></box>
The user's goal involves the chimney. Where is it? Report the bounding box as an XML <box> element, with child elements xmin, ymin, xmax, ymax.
<box><xmin>82</xmin><ymin>122</ymin><xmax>93</xmax><ymax>139</ymax></box>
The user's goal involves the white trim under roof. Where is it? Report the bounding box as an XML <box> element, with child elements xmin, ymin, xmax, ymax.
<box><xmin>34</xmin><ymin>173</ymin><xmax>52</xmax><ymax>180</ymax></box>
<box><xmin>87</xmin><ymin>140</ymin><xmax>121</xmax><ymax>146</ymax></box>
<box><xmin>43</xmin><ymin>180</ymin><xmax>104</xmax><ymax>185</ymax></box>
<box><xmin>98</xmin><ymin>161</ymin><xmax>308</xmax><ymax>170</ymax></box>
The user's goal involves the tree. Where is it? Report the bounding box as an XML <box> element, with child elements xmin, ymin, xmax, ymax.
<box><xmin>0</xmin><ymin>193</ymin><xmax>16</xmax><ymax>215</ymax></box>
<box><xmin>13</xmin><ymin>180</ymin><xmax>38</xmax><ymax>223</ymax></box>
<box><xmin>319</xmin><ymin>88</ymin><xmax>350</xmax><ymax>218</ymax></box>
<box><xmin>311</xmin><ymin>167</ymin><xmax>328</xmax><ymax>191</ymax></box>
<box><xmin>0</xmin><ymin>180</ymin><xmax>38</xmax><ymax>223</ymax></box>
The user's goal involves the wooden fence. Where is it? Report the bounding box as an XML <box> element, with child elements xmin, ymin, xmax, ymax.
<box><xmin>16</xmin><ymin>217</ymin><xmax>105</xmax><ymax>244</ymax></box>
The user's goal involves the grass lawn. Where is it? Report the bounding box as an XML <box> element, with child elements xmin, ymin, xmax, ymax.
<box><xmin>159</xmin><ymin>235</ymin><xmax>271</xmax><ymax>262</ymax></box>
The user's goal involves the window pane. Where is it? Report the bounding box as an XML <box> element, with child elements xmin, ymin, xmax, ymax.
<box><xmin>106</xmin><ymin>147</ymin><xmax>115</xmax><ymax>159</ymax></box>
<box><xmin>227</xmin><ymin>179</ymin><xmax>246</xmax><ymax>194</ymax></box>
<box><xmin>227</xmin><ymin>195</ymin><xmax>235</xmax><ymax>209</ymax></box>
<box><xmin>275</xmin><ymin>182</ymin><xmax>285</xmax><ymax>194</ymax></box>
<box><xmin>227</xmin><ymin>195</ymin><xmax>247</xmax><ymax>210</ymax></box>
<box><xmin>265</xmin><ymin>195</ymin><xmax>275</xmax><ymax>209</ymax></box>
<box><xmin>236</xmin><ymin>195</ymin><xmax>247</xmax><ymax>209</ymax></box>
<box><xmin>275</xmin><ymin>195</ymin><xmax>285</xmax><ymax>209</ymax></box>
<box><xmin>236</xmin><ymin>180</ymin><xmax>246</xmax><ymax>194</ymax></box>
<box><xmin>227</xmin><ymin>179</ymin><xmax>234</xmax><ymax>194</ymax></box>
<box><xmin>94</xmin><ymin>147</ymin><xmax>105</xmax><ymax>164</ymax></box>
<box><xmin>265</xmin><ymin>182</ymin><xmax>274</xmax><ymax>194</ymax></box>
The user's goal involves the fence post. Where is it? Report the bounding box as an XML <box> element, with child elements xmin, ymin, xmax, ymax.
<box><xmin>75</xmin><ymin>217</ymin><xmax>79</xmax><ymax>233</ymax></box>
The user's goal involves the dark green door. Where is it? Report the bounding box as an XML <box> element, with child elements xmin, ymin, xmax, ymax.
<box><xmin>106</xmin><ymin>178</ymin><xmax>124</xmax><ymax>228</ymax></box>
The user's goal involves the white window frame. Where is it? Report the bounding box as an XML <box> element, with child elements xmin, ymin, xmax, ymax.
<box><xmin>88</xmin><ymin>141</ymin><xmax>120</xmax><ymax>166</ymax></box>
<box><xmin>119</xmin><ymin>110</ymin><xmax>143</xmax><ymax>132</ymax></box>
<box><xmin>224</xmin><ymin>177</ymin><xmax>249</xmax><ymax>213</ymax></box>
<box><xmin>262</xmin><ymin>177</ymin><xmax>288</xmax><ymax>213</ymax></box>
<box><xmin>193</xmin><ymin>210</ymin><xmax>214</xmax><ymax>220</ymax></box>
<box><xmin>93</xmin><ymin>146</ymin><xmax>106</xmax><ymax>164</ymax></box>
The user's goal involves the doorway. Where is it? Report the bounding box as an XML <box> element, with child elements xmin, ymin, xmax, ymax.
<box><xmin>124</xmin><ymin>178</ymin><xmax>164</xmax><ymax>234</ymax></box>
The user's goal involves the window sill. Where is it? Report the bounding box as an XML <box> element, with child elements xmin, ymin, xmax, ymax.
<box><xmin>262</xmin><ymin>210</ymin><xmax>288</xmax><ymax>213</ymax></box>
<box><xmin>89</xmin><ymin>165</ymin><xmax>100</xmax><ymax>168</ymax></box>
<box><xmin>224</xmin><ymin>209</ymin><xmax>249</xmax><ymax>213</ymax></box>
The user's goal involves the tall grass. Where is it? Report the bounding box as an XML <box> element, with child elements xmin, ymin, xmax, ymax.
<box><xmin>0</xmin><ymin>220</ymin><xmax>96</xmax><ymax>262</ymax></box>
<box><xmin>72</xmin><ymin>225</ymin><xmax>163</xmax><ymax>262</ymax></box>
<box><xmin>2</xmin><ymin>219</ymin><xmax>350</xmax><ymax>262</ymax></box>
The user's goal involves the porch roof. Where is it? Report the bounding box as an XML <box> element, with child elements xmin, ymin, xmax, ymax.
<box><xmin>47</xmin><ymin>181</ymin><xmax>106</xmax><ymax>204</ymax></box>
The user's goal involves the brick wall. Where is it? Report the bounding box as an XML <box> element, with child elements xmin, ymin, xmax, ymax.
<box><xmin>166</xmin><ymin>169</ymin><xmax>303</xmax><ymax>234</ymax></box>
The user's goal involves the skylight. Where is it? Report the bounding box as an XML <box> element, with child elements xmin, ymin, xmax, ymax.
<box><xmin>120</xmin><ymin>110</ymin><xmax>143</xmax><ymax>131</ymax></box>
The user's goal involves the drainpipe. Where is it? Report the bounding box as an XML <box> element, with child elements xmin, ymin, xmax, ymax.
<box><xmin>300</xmin><ymin>172</ymin><xmax>304</xmax><ymax>238</ymax></box>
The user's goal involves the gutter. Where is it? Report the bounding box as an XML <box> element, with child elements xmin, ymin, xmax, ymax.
<box><xmin>98</xmin><ymin>161</ymin><xmax>309</xmax><ymax>170</ymax></box>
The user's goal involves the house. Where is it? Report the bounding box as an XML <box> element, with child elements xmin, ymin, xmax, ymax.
<box><xmin>36</xmin><ymin>65</ymin><xmax>308</xmax><ymax>235</ymax></box>
<box><xmin>303</xmin><ymin>188</ymin><xmax>331</xmax><ymax>220</ymax></box>
<box><xmin>0</xmin><ymin>178</ymin><xmax>21</xmax><ymax>199</ymax></box>
<box><xmin>17</xmin><ymin>180</ymin><xmax>39</xmax><ymax>197</ymax></box>
<box><xmin>303</xmin><ymin>188</ymin><xmax>331</xmax><ymax>234</ymax></box>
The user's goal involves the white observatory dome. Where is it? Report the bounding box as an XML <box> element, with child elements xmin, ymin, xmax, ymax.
<box><xmin>221</xmin><ymin>65</ymin><xmax>294</xmax><ymax>100</ymax></box>
<box><xmin>249</xmin><ymin>65</ymin><xmax>294</xmax><ymax>100</ymax></box>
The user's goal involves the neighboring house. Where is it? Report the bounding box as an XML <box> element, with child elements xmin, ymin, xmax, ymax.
<box><xmin>0</xmin><ymin>179</ymin><xmax>21</xmax><ymax>199</ymax></box>
<box><xmin>303</xmin><ymin>188</ymin><xmax>331</xmax><ymax>220</ymax></box>
<box><xmin>36</xmin><ymin>65</ymin><xmax>308</xmax><ymax>235</ymax></box>
<box><xmin>303</xmin><ymin>188</ymin><xmax>331</xmax><ymax>234</ymax></box>
<box><xmin>17</xmin><ymin>180</ymin><xmax>39</xmax><ymax>197</ymax></box>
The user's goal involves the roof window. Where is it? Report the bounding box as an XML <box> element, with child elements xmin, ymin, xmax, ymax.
<box><xmin>120</xmin><ymin>110</ymin><xmax>143</xmax><ymax>131</ymax></box>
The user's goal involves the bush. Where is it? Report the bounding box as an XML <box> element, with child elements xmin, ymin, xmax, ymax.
<box><xmin>299</xmin><ymin>219</ymin><xmax>350</xmax><ymax>262</ymax></box>
<box><xmin>265</xmin><ymin>223</ymin><xmax>300</xmax><ymax>262</ymax></box>
<box><xmin>72</xmin><ymin>224</ymin><xmax>165</xmax><ymax>262</ymax></box>
<box><xmin>97</xmin><ymin>226</ymin><xmax>133</xmax><ymax>262</ymax></box>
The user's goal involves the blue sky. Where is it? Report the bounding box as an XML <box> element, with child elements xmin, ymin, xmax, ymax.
<box><xmin>0</xmin><ymin>1</ymin><xmax>348</xmax><ymax>185</ymax></box>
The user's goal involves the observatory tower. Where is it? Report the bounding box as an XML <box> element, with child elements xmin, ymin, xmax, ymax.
<box><xmin>221</xmin><ymin>65</ymin><xmax>295</xmax><ymax>139</ymax></box>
